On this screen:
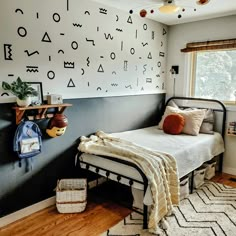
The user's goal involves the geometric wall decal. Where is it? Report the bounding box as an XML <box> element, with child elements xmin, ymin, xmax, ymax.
<box><xmin>0</xmin><ymin>0</ymin><xmax>167</xmax><ymax>102</ymax></box>
<box><xmin>42</xmin><ymin>32</ymin><xmax>51</xmax><ymax>43</ymax></box>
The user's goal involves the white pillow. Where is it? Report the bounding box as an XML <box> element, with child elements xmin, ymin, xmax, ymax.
<box><xmin>158</xmin><ymin>106</ymin><xmax>205</xmax><ymax>136</ymax></box>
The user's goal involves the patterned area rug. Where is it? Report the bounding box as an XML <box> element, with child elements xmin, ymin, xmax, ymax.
<box><xmin>100</xmin><ymin>182</ymin><xmax>236</xmax><ymax>236</ymax></box>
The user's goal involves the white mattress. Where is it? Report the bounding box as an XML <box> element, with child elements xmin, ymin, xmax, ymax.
<box><xmin>79</xmin><ymin>126</ymin><xmax>224</xmax><ymax>189</ymax></box>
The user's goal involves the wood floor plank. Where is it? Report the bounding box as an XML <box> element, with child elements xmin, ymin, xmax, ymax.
<box><xmin>0</xmin><ymin>172</ymin><xmax>235</xmax><ymax>236</ymax></box>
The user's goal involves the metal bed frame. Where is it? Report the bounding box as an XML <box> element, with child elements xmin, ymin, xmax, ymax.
<box><xmin>78</xmin><ymin>96</ymin><xmax>226</xmax><ymax>229</ymax></box>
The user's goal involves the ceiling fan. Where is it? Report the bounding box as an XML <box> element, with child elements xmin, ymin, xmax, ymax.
<box><xmin>129</xmin><ymin>0</ymin><xmax>210</xmax><ymax>19</ymax></box>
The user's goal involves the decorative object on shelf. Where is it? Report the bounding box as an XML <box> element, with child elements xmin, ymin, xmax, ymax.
<box><xmin>129</xmin><ymin>0</ymin><xmax>210</xmax><ymax>19</ymax></box>
<box><xmin>47</xmin><ymin>94</ymin><xmax>63</xmax><ymax>105</ymax></box>
<box><xmin>27</xmin><ymin>82</ymin><xmax>43</xmax><ymax>105</ymax></box>
<box><xmin>228</xmin><ymin>121</ymin><xmax>236</xmax><ymax>136</ymax></box>
<box><xmin>2</xmin><ymin>77</ymin><xmax>38</xmax><ymax>107</ymax></box>
<box><xmin>46</xmin><ymin>113</ymin><xmax>68</xmax><ymax>138</ymax></box>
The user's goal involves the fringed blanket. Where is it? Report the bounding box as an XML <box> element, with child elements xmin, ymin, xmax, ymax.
<box><xmin>78</xmin><ymin>131</ymin><xmax>180</xmax><ymax>234</ymax></box>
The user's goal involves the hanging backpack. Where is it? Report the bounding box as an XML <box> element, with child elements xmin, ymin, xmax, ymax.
<box><xmin>13</xmin><ymin>120</ymin><xmax>42</xmax><ymax>169</ymax></box>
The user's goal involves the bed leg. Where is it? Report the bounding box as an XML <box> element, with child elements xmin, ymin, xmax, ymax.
<box><xmin>143</xmin><ymin>204</ymin><xmax>148</xmax><ymax>229</ymax></box>
<box><xmin>219</xmin><ymin>154</ymin><xmax>223</xmax><ymax>173</ymax></box>
<box><xmin>190</xmin><ymin>172</ymin><xmax>194</xmax><ymax>194</ymax></box>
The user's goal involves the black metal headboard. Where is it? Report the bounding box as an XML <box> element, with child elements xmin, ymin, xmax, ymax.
<box><xmin>165</xmin><ymin>96</ymin><xmax>226</xmax><ymax>138</ymax></box>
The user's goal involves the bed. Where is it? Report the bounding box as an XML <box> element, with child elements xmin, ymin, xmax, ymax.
<box><xmin>76</xmin><ymin>96</ymin><xmax>226</xmax><ymax>230</ymax></box>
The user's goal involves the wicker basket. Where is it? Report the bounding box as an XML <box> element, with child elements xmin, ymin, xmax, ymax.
<box><xmin>56</xmin><ymin>179</ymin><xmax>87</xmax><ymax>213</ymax></box>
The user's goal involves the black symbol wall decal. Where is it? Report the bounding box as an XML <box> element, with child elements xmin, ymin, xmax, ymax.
<box><xmin>81</xmin><ymin>68</ymin><xmax>85</xmax><ymax>75</ymax></box>
<box><xmin>97</xmin><ymin>27</ymin><xmax>99</xmax><ymax>32</ymax></box>
<box><xmin>156</xmin><ymin>85</ymin><xmax>159</xmax><ymax>88</ymax></box>
<box><xmin>143</xmin><ymin>24</ymin><xmax>147</xmax><ymax>30</ymax></box>
<box><xmin>88</xmin><ymin>82</ymin><xmax>90</xmax><ymax>87</ymax></box>
<box><xmin>17</xmin><ymin>27</ymin><xmax>27</xmax><ymax>37</ymax></box>
<box><xmin>125</xmin><ymin>85</ymin><xmax>132</xmax><ymax>89</ymax></box>
<box><xmin>86</xmin><ymin>57</ymin><xmax>90</xmax><ymax>67</ymax></box>
<box><xmin>4</xmin><ymin>44</ymin><xmax>13</xmax><ymax>60</ymax></box>
<box><xmin>161</xmin><ymin>41</ymin><xmax>163</xmax><ymax>47</ymax></box>
<box><xmin>86</xmin><ymin>38</ymin><xmax>95</xmax><ymax>46</ymax></box>
<box><xmin>64</xmin><ymin>61</ymin><xmax>75</xmax><ymax>69</ymax></box>
<box><xmin>130</xmin><ymin>48</ymin><xmax>135</xmax><ymax>55</ymax></box>
<box><xmin>104</xmin><ymin>33</ymin><xmax>113</xmax><ymax>40</ymax></box>
<box><xmin>159</xmin><ymin>52</ymin><xmax>165</xmax><ymax>57</ymax></box>
<box><xmin>42</xmin><ymin>32</ymin><xmax>51</xmax><ymax>42</ymax></box>
<box><xmin>24</xmin><ymin>50</ymin><xmax>39</xmax><ymax>57</ymax></box>
<box><xmin>100</xmin><ymin>56</ymin><xmax>104</xmax><ymax>58</ymax></box>
<box><xmin>110</xmin><ymin>52</ymin><xmax>116</xmax><ymax>60</ymax></box>
<box><xmin>15</xmin><ymin>8</ymin><xmax>24</xmax><ymax>14</ymax></box>
<box><xmin>60</xmin><ymin>33</ymin><xmax>65</xmax><ymax>36</ymax></box>
<box><xmin>26</xmin><ymin>66</ymin><xmax>39</xmax><ymax>73</ymax></box>
<box><xmin>127</xmin><ymin>16</ymin><xmax>133</xmax><ymax>24</ymax></box>
<box><xmin>97</xmin><ymin>87</ymin><xmax>102</xmax><ymax>91</ymax></box>
<box><xmin>8</xmin><ymin>74</ymin><xmax>14</xmax><ymax>77</ymax></box>
<box><xmin>157</xmin><ymin>61</ymin><xmax>161</xmax><ymax>67</ymax></box>
<box><xmin>116</xmin><ymin>15</ymin><xmax>119</xmax><ymax>22</ymax></box>
<box><xmin>1</xmin><ymin>92</ymin><xmax>9</xmax><ymax>96</ymax></box>
<box><xmin>84</xmin><ymin>11</ymin><xmax>90</xmax><ymax>15</ymax></box>
<box><xmin>71</xmin><ymin>41</ymin><xmax>78</xmax><ymax>50</ymax></box>
<box><xmin>36</xmin><ymin>12</ymin><xmax>39</xmax><ymax>19</ymax></box>
<box><xmin>67</xmin><ymin>78</ymin><xmax>75</xmax><ymax>87</ymax></box>
<box><xmin>142</xmin><ymin>42</ymin><xmax>148</xmax><ymax>47</ymax></box>
<box><xmin>112</xmin><ymin>71</ymin><xmax>116</xmax><ymax>75</ymax></box>
<box><xmin>47</xmin><ymin>70</ymin><xmax>55</xmax><ymax>79</ymax></box>
<box><xmin>135</xmin><ymin>30</ymin><xmax>137</xmax><ymax>39</ymax></box>
<box><xmin>58</xmin><ymin>49</ymin><xmax>64</xmax><ymax>54</ymax></box>
<box><xmin>121</xmin><ymin>41</ymin><xmax>123</xmax><ymax>51</ymax></box>
<box><xmin>162</xmin><ymin>82</ymin><xmax>165</xmax><ymax>89</ymax></box>
<box><xmin>147</xmin><ymin>52</ymin><xmax>152</xmax><ymax>59</ymax></box>
<box><xmin>53</xmin><ymin>13</ymin><xmax>61</xmax><ymax>22</ymax></box>
<box><xmin>97</xmin><ymin>64</ymin><xmax>104</xmax><ymax>72</ymax></box>
<box><xmin>124</xmin><ymin>61</ymin><xmax>128</xmax><ymax>71</ymax></box>
<box><xmin>156</xmin><ymin>74</ymin><xmax>160</xmax><ymax>77</ymax></box>
<box><xmin>111</xmin><ymin>83</ymin><xmax>118</xmax><ymax>86</ymax></box>
<box><xmin>99</xmin><ymin>8</ymin><xmax>107</xmax><ymax>14</ymax></box>
<box><xmin>146</xmin><ymin>78</ymin><xmax>152</xmax><ymax>83</ymax></box>
<box><xmin>116</xmin><ymin>28</ymin><xmax>123</xmax><ymax>32</ymax></box>
<box><xmin>139</xmin><ymin>57</ymin><xmax>142</xmax><ymax>59</ymax></box>
<box><xmin>141</xmin><ymin>87</ymin><xmax>144</xmax><ymax>91</ymax></box>
<box><xmin>143</xmin><ymin>64</ymin><xmax>147</xmax><ymax>74</ymax></box>
<box><xmin>49</xmin><ymin>56</ymin><xmax>51</xmax><ymax>61</ymax></box>
<box><xmin>67</xmin><ymin>0</ymin><xmax>69</xmax><ymax>11</ymax></box>
<box><xmin>73</xmin><ymin>23</ymin><xmax>82</xmax><ymax>27</ymax></box>
<box><xmin>151</xmin><ymin>67</ymin><xmax>154</xmax><ymax>71</ymax></box>
<box><xmin>152</xmin><ymin>31</ymin><xmax>154</xmax><ymax>40</ymax></box>
<box><xmin>163</xmin><ymin>28</ymin><xmax>167</xmax><ymax>35</ymax></box>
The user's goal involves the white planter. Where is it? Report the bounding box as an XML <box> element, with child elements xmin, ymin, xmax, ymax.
<box><xmin>16</xmin><ymin>97</ymin><xmax>31</xmax><ymax>107</ymax></box>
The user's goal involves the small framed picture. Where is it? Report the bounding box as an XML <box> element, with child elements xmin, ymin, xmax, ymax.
<box><xmin>27</xmin><ymin>82</ymin><xmax>43</xmax><ymax>105</ymax></box>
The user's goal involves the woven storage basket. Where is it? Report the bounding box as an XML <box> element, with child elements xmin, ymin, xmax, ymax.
<box><xmin>203</xmin><ymin>160</ymin><xmax>217</xmax><ymax>180</ymax></box>
<box><xmin>56</xmin><ymin>179</ymin><xmax>87</xmax><ymax>213</ymax></box>
<box><xmin>179</xmin><ymin>175</ymin><xmax>189</xmax><ymax>200</ymax></box>
<box><xmin>193</xmin><ymin>166</ymin><xmax>206</xmax><ymax>189</ymax></box>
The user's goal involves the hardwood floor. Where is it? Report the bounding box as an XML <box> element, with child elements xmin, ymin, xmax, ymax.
<box><xmin>0</xmin><ymin>173</ymin><xmax>235</xmax><ymax>236</ymax></box>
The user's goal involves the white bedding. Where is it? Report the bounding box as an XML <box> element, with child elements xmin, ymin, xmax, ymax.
<box><xmin>79</xmin><ymin>126</ymin><xmax>225</xmax><ymax>190</ymax></box>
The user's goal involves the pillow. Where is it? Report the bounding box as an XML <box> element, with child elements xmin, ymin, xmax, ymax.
<box><xmin>166</xmin><ymin>101</ymin><xmax>215</xmax><ymax>134</ymax></box>
<box><xmin>158</xmin><ymin>106</ymin><xmax>205</xmax><ymax>135</ymax></box>
<box><xmin>163</xmin><ymin>114</ymin><xmax>185</xmax><ymax>135</ymax></box>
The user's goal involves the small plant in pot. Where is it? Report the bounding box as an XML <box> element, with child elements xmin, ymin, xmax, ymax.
<box><xmin>2</xmin><ymin>77</ymin><xmax>38</xmax><ymax>107</ymax></box>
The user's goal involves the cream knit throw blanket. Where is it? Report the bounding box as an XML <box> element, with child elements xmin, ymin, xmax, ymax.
<box><xmin>78</xmin><ymin>131</ymin><xmax>180</xmax><ymax>234</ymax></box>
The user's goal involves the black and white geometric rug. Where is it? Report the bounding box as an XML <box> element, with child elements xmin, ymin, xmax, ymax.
<box><xmin>100</xmin><ymin>182</ymin><xmax>236</xmax><ymax>236</ymax></box>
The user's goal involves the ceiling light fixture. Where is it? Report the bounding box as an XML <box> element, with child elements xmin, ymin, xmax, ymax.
<box><xmin>159</xmin><ymin>0</ymin><xmax>180</xmax><ymax>14</ymax></box>
<box><xmin>129</xmin><ymin>0</ymin><xmax>210</xmax><ymax>19</ymax></box>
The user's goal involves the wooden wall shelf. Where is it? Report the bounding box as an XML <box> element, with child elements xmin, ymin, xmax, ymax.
<box><xmin>13</xmin><ymin>103</ymin><xmax>72</xmax><ymax>124</ymax></box>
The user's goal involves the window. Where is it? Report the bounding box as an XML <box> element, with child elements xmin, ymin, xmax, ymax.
<box><xmin>191</xmin><ymin>50</ymin><xmax>236</xmax><ymax>104</ymax></box>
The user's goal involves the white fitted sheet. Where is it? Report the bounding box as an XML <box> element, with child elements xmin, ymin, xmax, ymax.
<box><xmin>79</xmin><ymin>126</ymin><xmax>224</xmax><ymax>190</ymax></box>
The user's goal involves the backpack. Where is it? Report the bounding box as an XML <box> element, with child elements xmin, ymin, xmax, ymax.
<box><xmin>13</xmin><ymin>120</ymin><xmax>42</xmax><ymax>170</ymax></box>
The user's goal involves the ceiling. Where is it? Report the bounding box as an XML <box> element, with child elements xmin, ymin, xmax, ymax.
<box><xmin>92</xmin><ymin>0</ymin><xmax>236</xmax><ymax>25</ymax></box>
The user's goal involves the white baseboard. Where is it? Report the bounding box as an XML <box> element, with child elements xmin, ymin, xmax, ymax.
<box><xmin>0</xmin><ymin>196</ymin><xmax>56</xmax><ymax>228</ymax></box>
<box><xmin>223</xmin><ymin>166</ymin><xmax>236</xmax><ymax>176</ymax></box>
<box><xmin>0</xmin><ymin>177</ymin><xmax>107</xmax><ymax>228</ymax></box>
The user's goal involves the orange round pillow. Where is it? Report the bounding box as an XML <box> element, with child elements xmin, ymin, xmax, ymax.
<box><xmin>163</xmin><ymin>114</ymin><xmax>185</xmax><ymax>135</ymax></box>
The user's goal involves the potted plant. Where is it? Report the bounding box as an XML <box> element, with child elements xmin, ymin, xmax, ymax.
<box><xmin>2</xmin><ymin>77</ymin><xmax>38</xmax><ymax>107</ymax></box>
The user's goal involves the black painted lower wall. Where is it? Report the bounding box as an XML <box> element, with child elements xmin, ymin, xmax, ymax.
<box><xmin>0</xmin><ymin>93</ymin><xmax>165</xmax><ymax>217</ymax></box>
